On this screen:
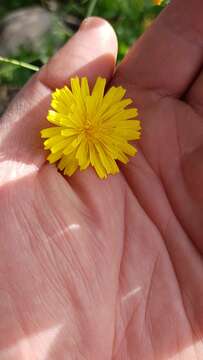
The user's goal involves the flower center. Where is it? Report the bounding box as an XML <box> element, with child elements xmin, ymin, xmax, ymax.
<box><xmin>82</xmin><ymin>121</ymin><xmax>97</xmax><ymax>140</ymax></box>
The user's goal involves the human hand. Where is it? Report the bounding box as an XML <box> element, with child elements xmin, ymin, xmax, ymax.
<box><xmin>0</xmin><ymin>0</ymin><xmax>203</xmax><ymax>358</ymax></box>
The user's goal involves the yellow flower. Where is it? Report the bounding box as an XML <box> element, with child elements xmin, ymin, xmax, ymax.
<box><xmin>41</xmin><ymin>77</ymin><xmax>141</xmax><ymax>179</ymax></box>
<box><xmin>153</xmin><ymin>0</ymin><xmax>163</xmax><ymax>4</ymax></box>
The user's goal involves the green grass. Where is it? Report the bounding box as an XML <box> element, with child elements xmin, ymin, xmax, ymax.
<box><xmin>0</xmin><ymin>0</ymin><xmax>168</xmax><ymax>88</ymax></box>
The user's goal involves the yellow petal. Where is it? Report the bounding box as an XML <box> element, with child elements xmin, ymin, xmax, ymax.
<box><xmin>70</xmin><ymin>77</ymin><xmax>81</xmax><ymax>97</ymax></box>
<box><xmin>99</xmin><ymin>86</ymin><xmax>126</xmax><ymax>115</ymax></box>
<box><xmin>61</xmin><ymin>129</ymin><xmax>78</xmax><ymax>137</ymax></box>
<box><xmin>47</xmin><ymin>151</ymin><xmax>63</xmax><ymax>164</ymax></box>
<box><xmin>70</xmin><ymin>77</ymin><xmax>86</xmax><ymax>114</ymax></box>
<box><xmin>100</xmin><ymin>99</ymin><xmax>134</xmax><ymax>121</ymax></box>
<box><xmin>121</xmin><ymin>142</ymin><xmax>137</xmax><ymax>156</ymax></box>
<box><xmin>47</xmin><ymin>110</ymin><xmax>62</xmax><ymax>125</ymax></box>
<box><xmin>58</xmin><ymin>155</ymin><xmax>69</xmax><ymax>171</ymax></box>
<box><xmin>44</xmin><ymin>135</ymin><xmax>63</xmax><ymax>149</ymax></box>
<box><xmin>114</xmin><ymin>120</ymin><xmax>141</xmax><ymax>140</ymax></box>
<box><xmin>85</xmin><ymin>95</ymin><xmax>96</xmax><ymax>118</ymax></box>
<box><xmin>116</xmin><ymin>151</ymin><xmax>129</xmax><ymax>164</ymax></box>
<box><xmin>41</xmin><ymin>127</ymin><xmax>62</xmax><ymax>138</ymax></box>
<box><xmin>94</xmin><ymin>141</ymin><xmax>119</xmax><ymax>175</ymax></box>
<box><xmin>64</xmin><ymin>160</ymin><xmax>78</xmax><ymax>176</ymax></box>
<box><xmin>76</xmin><ymin>139</ymin><xmax>90</xmax><ymax>170</ymax></box>
<box><xmin>81</xmin><ymin>77</ymin><xmax>90</xmax><ymax>97</ymax></box>
<box><xmin>92</xmin><ymin>77</ymin><xmax>106</xmax><ymax>108</ymax></box>
<box><xmin>63</xmin><ymin>134</ymin><xmax>82</xmax><ymax>155</ymax></box>
<box><xmin>51</xmin><ymin>139</ymin><xmax>71</xmax><ymax>154</ymax></box>
<box><xmin>51</xmin><ymin>86</ymin><xmax>75</xmax><ymax>114</ymax></box>
<box><xmin>63</xmin><ymin>149</ymin><xmax>78</xmax><ymax>176</ymax></box>
<box><xmin>89</xmin><ymin>143</ymin><xmax>107</xmax><ymax>179</ymax></box>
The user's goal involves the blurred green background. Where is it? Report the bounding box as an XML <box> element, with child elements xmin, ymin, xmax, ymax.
<box><xmin>0</xmin><ymin>0</ymin><xmax>168</xmax><ymax>112</ymax></box>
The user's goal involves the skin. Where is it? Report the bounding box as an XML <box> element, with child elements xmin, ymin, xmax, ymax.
<box><xmin>0</xmin><ymin>0</ymin><xmax>203</xmax><ymax>358</ymax></box>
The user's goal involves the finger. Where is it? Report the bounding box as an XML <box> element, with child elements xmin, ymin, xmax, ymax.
<box><xmin>115</xmin><ymin>0</ymin><xmax>203</xmax><ymax>100</ymax></box>
<box><xmin>38</xmin><ymin>17</ymin><xmax>117</xmax><ymax>90</ymax></box>
<box><xmin>0</xmin><ymin>17</ymin><xmax>117</xmax><ymax>167</ymax></box>
<box><xmin>186</xmin><ymin>70</ymin><xmax>203</xmax><ymax>116</ymax></box>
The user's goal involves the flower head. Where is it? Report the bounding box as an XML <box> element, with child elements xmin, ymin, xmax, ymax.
<box><xmin>41</xmin><ymin>77</ymin><xmax>141</xmax><ymax>179</ymax></box>
<box><xmin>153</xmin><ymin>0</ymin><xmax>163</xmax><ymax>5</ymax></box>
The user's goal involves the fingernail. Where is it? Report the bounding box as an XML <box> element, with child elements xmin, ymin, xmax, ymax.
<box><xmin>79</xmin><ymin>17</ymin><xmax>107</xmax><ymax>31</ymax></box>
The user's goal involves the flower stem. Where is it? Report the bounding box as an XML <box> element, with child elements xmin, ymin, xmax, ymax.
<box><xmin>86</xmin><ymin>0</ymin><xmax>98</xmax><ymax>17</ymax></box>
<box><xmin>0</xmin><ymin>56</ymin><xmax>40</xmax><ymax>72</ymax></box>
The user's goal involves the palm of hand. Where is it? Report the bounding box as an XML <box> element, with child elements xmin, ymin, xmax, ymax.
<box><xmin>1</xmin><ymin>3</ymin><xmax>203</xmax><ymax>359</ymax></box>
